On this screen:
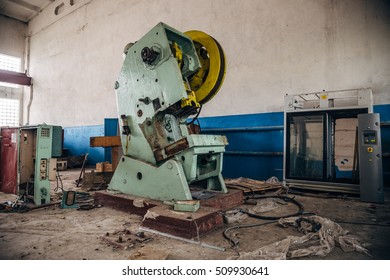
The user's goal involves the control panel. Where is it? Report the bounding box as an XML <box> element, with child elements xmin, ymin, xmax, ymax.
<box><xmin>358</xmin><ymin>113</ymin><xmax>383</xmax><ymax>203</ymax></box>
<box><xmin>40</xmin><ymin>159</ymin><xmax>47</xmax><ymax>180</ymax></box>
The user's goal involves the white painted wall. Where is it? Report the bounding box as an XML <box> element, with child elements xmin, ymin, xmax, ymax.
<box><xmin>0</xmin><ymin>15</ymin><xmax>26</xmax><ymax>58</ymax></box>
<box><xmin>27</xmin><ymin>0</ymin><xmax>390</xmax><ymax>127</ymax></box>
<box><xmin>0</xmin><ymin>15</ymin><xmax>27</xmax><ymax>125</ymax></box>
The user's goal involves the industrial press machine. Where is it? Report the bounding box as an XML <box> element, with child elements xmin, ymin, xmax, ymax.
<box><xmin>108</xmin><ymin>23</ymin><xmax>228</xmax><ymax>202</ymax></box>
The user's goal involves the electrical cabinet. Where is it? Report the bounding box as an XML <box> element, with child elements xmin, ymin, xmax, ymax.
<box><xmin>0</xmin><ymin>125</ymin><xmax>62</xmax><ymax>201</ymax></box>
<box><xmin>17</xmin><ymin>124</ymin><xmax>62</xmax><ymax>205</ymax></box>
<box><xmin>358</xmin><ymin>113</ymin><xmax>383</xmax><ymax>203</ymax></box>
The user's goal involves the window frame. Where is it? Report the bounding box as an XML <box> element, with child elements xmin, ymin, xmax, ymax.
<box><xmin>0</xmin><ymin>53</ymin><xmax>22</xmax><ymax>89</ymax></box>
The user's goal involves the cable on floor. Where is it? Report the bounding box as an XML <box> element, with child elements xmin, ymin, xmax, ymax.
<box><xmin>223</xmin><ymin>195</ymin><xmax>309</xmax><ymax>246</ymax></box>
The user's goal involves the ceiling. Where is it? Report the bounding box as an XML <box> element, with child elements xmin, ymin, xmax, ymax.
<box><xmin>0</xmin><ymin>0</ymin><xmax>54</xmax><ymax>23</ymax></box>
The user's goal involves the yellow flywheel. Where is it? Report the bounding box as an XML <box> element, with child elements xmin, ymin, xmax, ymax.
<box><xmin>185</xmin><ymin>30</ymin><xmax>226</xmax><ymax>105</ymax></box>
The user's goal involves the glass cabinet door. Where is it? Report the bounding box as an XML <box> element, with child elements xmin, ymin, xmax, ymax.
<box><xmin>287</xmin><ymin>114</ymin><xmax>324</xmax><ymax>180</ymax></box>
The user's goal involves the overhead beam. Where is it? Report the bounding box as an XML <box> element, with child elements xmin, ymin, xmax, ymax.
<box><xmin>0</xmin><ymin>69</ymin><xmax>32</xmax><ymax>86</ymax></box>
<box><xmin>0</xmin><ymin>11</ymin><xmax>28</xmax><ymax>22</ymax></box>
<box><xmin>6</xmin><ymin>0</ymin><xmax>41</xmax><ymax>12</ymax></box>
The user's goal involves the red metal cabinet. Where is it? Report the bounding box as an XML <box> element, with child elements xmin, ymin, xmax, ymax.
<box><xmin>0</xmin><ymin>128</ymin><xmax>18</xmax><ymax>194</ymax></box>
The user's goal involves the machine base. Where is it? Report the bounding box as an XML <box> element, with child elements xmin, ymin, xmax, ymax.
<box><xmin>108</xmin><ymin>156</ymin><xmax>192</xmax><ymax>201</ymax></box>
<box><xmin>94</xmin><ymin>189</ymin><xmax>243</xmax><ymax>239</ymax></box>
<box><xmin>94</xmin><ymin>191</ymin><xmax>157</xmax><ymax>216</ymax></box>
<box><xmin>108</xmin><ymin>155</ymin><xmax>228</xmax><ymax>201</ymax></box>
<box><xmin>142</xmin><ymin>205</ymin><xmax>223</xmax><ymax>239</ymax></box>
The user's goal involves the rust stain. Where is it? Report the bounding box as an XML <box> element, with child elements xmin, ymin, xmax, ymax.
<box><xmin>164</xmin><ymin>138</ymin><xmax>189</xmax><ymax>156</ymax></box>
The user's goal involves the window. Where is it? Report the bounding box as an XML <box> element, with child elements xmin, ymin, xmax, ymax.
<box><xmin>0</xmin><ymin>54</ymin><xmax>22</xmax><ymax>88</ymax></box>
<box><xmin>0</xmin><ymin>98</ymin><xmax>20</xmax><ymax>126</ymax></box>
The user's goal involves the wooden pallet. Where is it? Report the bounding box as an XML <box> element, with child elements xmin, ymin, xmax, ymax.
<box><xmin>225</xmin><ymin>177</ymin><xmax>282</xmax><ymax>194</ymax></box>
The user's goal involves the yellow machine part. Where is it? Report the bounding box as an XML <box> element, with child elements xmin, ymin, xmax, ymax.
<box><xmin>185</xmin><ymin>30</ymin><xmax>226</xmax><ymax>105</ymax></box>
<box><xmin>170</xmin><ymin>41</ymin><xmax>183</xmax><ymax>69</ymax></box>
<box><xmin>181</xmin><ymin>91</ymin><xmax>200</xmax><ymax>108</ymax></box>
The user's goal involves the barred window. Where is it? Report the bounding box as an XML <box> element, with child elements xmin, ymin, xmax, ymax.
<box><xmin>0</xmin><ymin>98</ymin><xmax>20</xmax><ymax>126</ymax></box>
<box><xmin>0</xmin><ymin>54</ymin><xmax>22</xmax><ymax>88</ymax></box>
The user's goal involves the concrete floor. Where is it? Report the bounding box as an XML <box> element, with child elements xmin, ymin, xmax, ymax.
<box><xmin>0</xmin><ymin>168</ymin><xmax>389</xmax><ymax>260</ymax></box>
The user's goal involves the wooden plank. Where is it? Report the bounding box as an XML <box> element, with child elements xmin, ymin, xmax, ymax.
<box><xmin>90</xmin><ymin>136</ymin><xmax>121</xmax><ymax>147</ymax></box>
<box><xmin>225</xmin><ymin>177</ymin><xmax>282</xmax><ymax>194</ymax></box>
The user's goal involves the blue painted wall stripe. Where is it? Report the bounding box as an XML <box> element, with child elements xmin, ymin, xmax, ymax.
<box><xmin>199</xmin><ymin>112</ymin><xmax>285</xmax><ymax>180</ymax></box>
<box><xmin>63</xmin><ymin>125</ymin><xmax>104</xmax><ymax>166</ymax></box>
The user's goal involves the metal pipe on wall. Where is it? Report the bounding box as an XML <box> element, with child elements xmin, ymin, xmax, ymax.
<box><xmin>26</xmin><ymin>84</ymin><xmax>33</xmax><ymax>125</ymax></box>
<box><xmin>25</xmin><ymin>35</ymin><xmax>33</xmax><ymax>125</ymax></box>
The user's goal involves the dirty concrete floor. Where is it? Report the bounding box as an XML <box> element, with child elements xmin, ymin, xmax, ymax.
<box><xmin>0</xmin><ymin>168</ymin><xmax>389</xmax><ymax>260</ymax></box>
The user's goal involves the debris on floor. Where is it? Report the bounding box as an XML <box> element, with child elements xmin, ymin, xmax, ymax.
<box><xmin>99</xmin><ymin>228</ymin><xmax>153</xmax><ymax>251</ymax></box>
<box><xmin>64</xmin><ymin>155</ymin><xmax>87</xmax><ymax>168</ymax></box>
<box><xmin>234</xmin><ymin>215</ymin><xmax>369</xmax><ymax>260</ymax></box>
<box><xmin>240</xmin><ymin>195</ymin><xmax>305</xmax><ymax>220</ymax></box>
<box><xmin>225</xmin><ymin>177</ymin><xmax>283</xmax><ymax>194</ymax></box>
<box><xmin>82</xmin><ymin>171</ymin><xmax>113</xmax><ymax>191</ymax></box>
<box><xmin>1</xmin><ymin>168</ymin><xmax>388</xmax><ymax>260</ymax></box>
<box><xmin>223</xmin><ymin>209</ymin><xmax>248</xmax><ymax>223</ymax></box>
<box><xmin>128</xmin><ymin>246</ymin><xmax>170</xmax><ymax>260</ymax></box>
<box><xmin>0</xmin><ymin>197</ymin><xmax>30</xmax><ymax>213</ymax></box>
<box><xmin>60</xmin><ymin>191</ymin><xmax>96</xmax><ymax>210</ymax></box>
<box><xmin>251</xmin><ymin>197</ymin><xmax>281</xmax><ymax>213</ymax></box>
